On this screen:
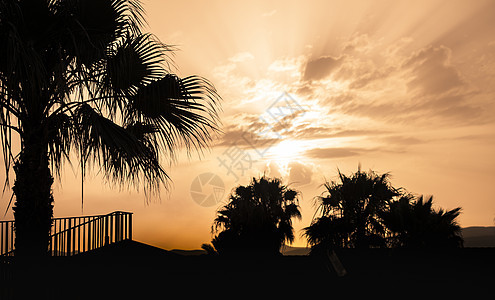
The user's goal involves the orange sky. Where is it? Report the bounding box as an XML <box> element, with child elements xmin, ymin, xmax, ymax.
<box><xmin>1</xmin><ymin>0</ymin><xmax>495</xmax><ymax>250</ymax></box>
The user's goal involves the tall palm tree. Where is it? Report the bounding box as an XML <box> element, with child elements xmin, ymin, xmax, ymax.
<box><xmin>303</xmin><ymin>167</ymin><xmax>399</xmax><ymax>253</ymax></box>
<box><xmin>0</xmin><ymin>0</ymin><xmax>220</xmax><ymax>256</ymax></box>
<box><xmin>380</xmin><ymin>195</ymin><xmax>463</xmax><ymax>248</ymax></box>
<box><xmin>211</xmin><ymin>176</ymin><xmax>301</xmax><ymax>256</ymax></box>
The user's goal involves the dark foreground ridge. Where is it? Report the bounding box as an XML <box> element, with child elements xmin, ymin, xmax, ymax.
<box><xmin>1</xmin><ymin>240</ymin><xmax>494</xmax><ymax>299</ymax></box>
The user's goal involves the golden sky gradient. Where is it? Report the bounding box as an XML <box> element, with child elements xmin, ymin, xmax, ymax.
<box><xmin>1</xmin><ymin>0</ymin><xmax>495</xmax><ymax>250</ymax></box>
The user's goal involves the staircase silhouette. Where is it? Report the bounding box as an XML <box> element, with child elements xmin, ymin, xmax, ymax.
<box><xmin>0</xmin><ymin>211</ymin><xmax>132</xmax><ymax>256</ymax></box>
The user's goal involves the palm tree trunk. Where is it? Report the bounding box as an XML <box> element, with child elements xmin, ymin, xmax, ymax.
<box><xmin>12</xmin><ymin>134</ymin><xmax>54</xmax><ymax>256</ymax></box>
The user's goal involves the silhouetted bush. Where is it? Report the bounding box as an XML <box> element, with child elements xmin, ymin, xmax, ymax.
<box><xmin>303</xmin><ymin>167</ymin><xmax>399</xmax><ymax>253</ymax></box>
<box><xmin>380</xmin><ymin>195</ymin><xmax>463</xmax><ymax>248</ymax></box>
<box><xmin>210</xmin><ymin>176</ymin><xmax>301</xmax><ymax>256</ymax></box>
<box><xmin>304</xmin><ymin>167</ymin><xmax>464</xmax><ymax>254</ymax></box>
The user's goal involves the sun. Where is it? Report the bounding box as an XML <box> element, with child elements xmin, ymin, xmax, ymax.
<box><xmin>265</xmin><ymin>139</ymin><xmax>308</xmax><ymax>168</ymax></box>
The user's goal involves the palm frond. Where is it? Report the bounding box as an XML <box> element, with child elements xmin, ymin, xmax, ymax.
<box><xmin>0</xmin><ymin>1</ymin><xmax>49</xmax><ymax>99</ymax></box>
<box><xmin>74</xmin><ymin>104</ymin><xmax>167</xmax><ymax>195</ymax></box>
<box><xmin>105</xmin><ymin>33</ymin><xmax>167</xmax><ymax>94</ymax></box>
<box><xmin>129</xmin><ymin>74</ymin><xmax>221</xmax><ymax>157</ymax></box>
<box><xmin>53</xmin><ymin>0</ymin><xmax>146</xmax><ymax>66</ymax></box>
<box><xmin>113</xmin><ymin>0</ymin><xmax>147</xmax><ymax>36</ymax></box>
<box><xmin>46</xmin><ymin>113</ymin><xmax>73</xmax><ymax>177</ymax></box>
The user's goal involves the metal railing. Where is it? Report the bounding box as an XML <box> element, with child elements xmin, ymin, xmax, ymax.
<box><xmin>0</xmin><ymin>221</ymin><xmax>14</xmax><ymax>257</ymax></box>
<box><xmin>0</xmin><ymin>211</ymin><xmax>132</xmax><ymax>256</ymax></box>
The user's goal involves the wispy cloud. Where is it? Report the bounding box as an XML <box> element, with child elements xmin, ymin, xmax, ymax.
<box><xmin>303</xmin><ymin>56</ymin><xmax>344</xmax><ymax>81</ymax></box>
<box><xmin>228</xmin><ymin>52</ymin><xmax>255</xmax><ymax>63</ymax></box>
<box><xmin>403</xmin><ymin>45</ymin><xmax>464</xmax><ymax>96</ymax></box>
<box><xmin>304</xmin><ymin>147</ymin><xmax>366</xmax><ymax>159</ymax></box>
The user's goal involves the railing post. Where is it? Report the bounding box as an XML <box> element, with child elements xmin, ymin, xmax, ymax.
<box><xmin>128</xmin><ymin>213</ymin><xmax>132</xmax><ymax>241</ymax></box>
<box><xmin>82</xmin><ymin>218</ymin><xmax>86</xmax><ymax>252</ymax></box>
<box><xmin>1</xmin><ymin>223</ymin><xmax>3</xmax><ymax>254</ymax></box>
<box><xmin>4</xmin><ymin>223</ymin><xmax>8</xmax><ymax>254</ymax></box>
<box><xmin>72</xmin><ymin>219</ymin><xmax>76</xmax><ymax>255</ymax></box>
<box><xmin>66</xmin><ymin>218</ymin><xmax>71</xmax><ymax>256</ymax></box>
<box><xmin>53</xmin><ymin>235</ymin><xmax>57</xmax><ymax>256</ymax></box>
<box><xmin>119</xmin><ymin>212</ymin><xmax>123</xmax><ymax>242</ymax></box>
<box><xmin>10</xmin><ymin>222</ymin><xmax>12</xmax><ymax>253</ymax></box>
<box><xmin>124</xmin><ymin>213</ymin><xmax>128</xmax><ymax>240</ymax></box>
<box><xmin>99</xmin><ymin>217</ymin><xmax>103</xmax><ymax>247</ymax></box>
<box><xmin>121</xmin><ymin>212</ymin><xmax>124</xmax><ymax>241</ymax></box>
<box><xmin>104</xmin><ymin>215</ymin><xmax>109</xmax><ymax>245</ymax></box>
<box><xmin>116</xmin><ymin>213</ymin><xmax>121</xmax><ymax>242</ymax></box>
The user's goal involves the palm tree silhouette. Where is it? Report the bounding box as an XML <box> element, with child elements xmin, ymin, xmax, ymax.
<box><xmin>303</xmin><ymin>167</ymin><xmax>399</xmax><ymax>253</ymax></box>
<box><xmin>211</xmin><ymin>176</ymin><xmax>301</xmax><ymax>256</ymax></box>
<box><xmin>0</xmin><ymin>1</ymin><xmax>220</xmax><ymax>256</ymax></box>
<box><xmin>380</xmin><ymin>195</ymin><xmax>463</xmax><ymax>248</ymax></box>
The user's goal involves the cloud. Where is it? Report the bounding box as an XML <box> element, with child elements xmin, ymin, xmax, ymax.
<box><xmin>291</xmin><ymin>126</ymin><xmax>331</xmax><ymax>140</ymax></box>
<box><xmin>214</xmin><ymin>112</ymin><xmax>291</xmax><ymax>151</ymax></box>
<box><xmin>264</xmin><ymin>161</ymin><xmax>282</xmax><ymax>179</ymax></box>
<box><xmin>288</xmin><ymin>161</ymin><xmax>313</xmax><ymax>187</ymax></box>
<box><xmin>403</xmin><ymin>46</ymin><xmax>464</xmax><ymax>95</ymax></box>
<box><xmin>305</xmin><ymin>147</ymin><xmax>365</xmax><ymax>159</ymax></box>
<box><xmin>303</xmin><ymin>56</ymin><xmax>344</xmax><ymax>81</ymax></box>
<box><xmin>212</xmin><ymin>63</ymin><xmax>237</xmax><ymax>78</ymax></box>
<box><xmin>268</xmin><ymin>57</ymin><xmax>302</xmax><ymax>73</ymax></box>
<box><xmin>268</xmin><ymin>110</ymin><xmax>306</xmax><ymax>135</ymax></box>
<box><xmin>308</xmin><ymin>42</ymin><xmax>487</xmax><ymax>126</ymax></box>
<box><xmin>415</xmin><ymin>93</ymin><xmax>483</xmax><ymax>122</ymax></box>
<box><xmin>325</xmin><ymin>129</ymin><xmax>389</xmax><ymax>138</ymax></box>
<box><xmin>379</xmin><ymin>135</ymin><xmax>423</xmax><ymax>146</ymax></box>
<box><xmin>348</xmin><ymin>68</ymin><xmax>391</xmax><ymax>89</ymax></box>
<box><xmin>262</xmin><ymin>161</ymin><xmax>313</xmax><ymax>187</ymax></box>
<box><xmin>342</xmin><ymin>34</ymin><xmax>375</xmax><ymax>54</ymax></box>
<box><xmin>211</xmin><ymin>36</ymin><xmax>491</xmax><ymax>156</ymax></box>
<box><xmin>337</xmin><ymin>99</ymin><xmax>405</xmax><ymax>122</ymax></box>
<box><xmin>287</xmin><ymin>124</ymin><xmax>389</xmax><ymax>141</ymax></box>
<box><xmin>215</xmin><ymin>125</ymin><xmax>279</xmax><ymax>149</ymax></box>
<box><xmin>229</xmin><ymin>52</ymin><xmax>255</xmax><ymax>63</ymax></box>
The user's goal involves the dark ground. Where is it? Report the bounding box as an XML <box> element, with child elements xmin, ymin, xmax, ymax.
<box><xmin>1</xmin><ymin>240</ymin><xmax>494</xmax><ymax>299</ymax></box>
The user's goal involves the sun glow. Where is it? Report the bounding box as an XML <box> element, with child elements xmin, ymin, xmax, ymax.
<box><xmin>266</xmin><ymin>139</ymin><xmax>308</xmax><ymax>167</ymax></box>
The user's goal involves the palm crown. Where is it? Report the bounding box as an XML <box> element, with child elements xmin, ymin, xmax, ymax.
<box><xmin>304</xmin><ymin>168</ymin><xmax>399</xmax><ymax>251</ymax></box>
<box><xmin>212</xmin><ymin>177</ymin><xmax>301</xmax><ymax>255</ymax></box>
<box><xmin>380</xmin><ymin>195</ymin><xmax>463</xmax><ymax>248</ymax></box>
<box><xmin>0</xmin><ymin>0</ymin><xmax>220</xmax><ymax>255</ymax></box>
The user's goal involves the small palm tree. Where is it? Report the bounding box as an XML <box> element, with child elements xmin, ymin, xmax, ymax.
<box><xmin>211</xmin><ymin>176</ymin><xmax>301</xmax><ymax>256</ymax></box>
<box><xmin>0</xmin><ymin>0</ymin><xmax>220</xmax><ymax>256</ymax></box>
<box><xmin>303</xmin><ymin>167</ymin><xmax>399</xmax><ymax>253</ymax></box>
<box><xmin>381</xmin><ymin>195</ymin><xmax>463</xmax><ymax>248</ymax></box>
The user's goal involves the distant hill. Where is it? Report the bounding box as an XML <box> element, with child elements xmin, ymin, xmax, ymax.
<box><xmin>462</xmin><ymin>226</ymin><xmax>495</xmax><ymax>247</ymax></box>
<box><xmin>170</xmin><ymin>249</ymin><xmax>207</xmax><ymax>256</ymax></box>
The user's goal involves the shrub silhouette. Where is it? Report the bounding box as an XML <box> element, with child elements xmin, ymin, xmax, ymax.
<box><xmin>304</xmin><ymin>167</ymin><xmax>464</xmax><ymax>253</ymax></box>
<box><xmin>380</xmin><ymin>195</ymin><xmax>463</xmax><ymax>248</ymax></box>
<box><xmin>303</xmin><ymin>167</ymin><xmax>400</xmax><ymax>253</ymax></box>
<box><xmin>210</xmin><ymin>176</ymin><xmax>301</xmax><ymax>256</ymax></box>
